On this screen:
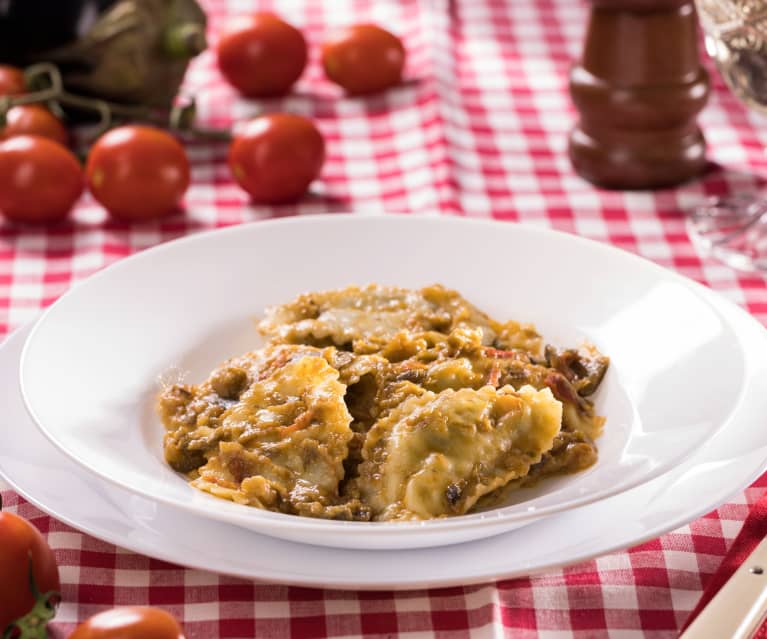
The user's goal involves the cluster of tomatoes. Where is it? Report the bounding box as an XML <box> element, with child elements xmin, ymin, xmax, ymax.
<box><xmin>2</xmin><ymin>503</ymin><xmax>185</xmax><ymax>638</ymax></box>
<box><xmin>218</xmin><ymin>15</ymin><xmax>405</xmax><ymax>97</ymax></box>
<box><xmin>0</xmin><ymin>14</ymin><xmax>406</xmax><ymax>225</ymax></box>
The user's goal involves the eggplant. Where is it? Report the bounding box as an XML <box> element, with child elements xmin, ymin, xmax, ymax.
<box><xmin>0</xmin><ymin>0</ymin><xmax>206</xmax><ymax>108</ymax></box>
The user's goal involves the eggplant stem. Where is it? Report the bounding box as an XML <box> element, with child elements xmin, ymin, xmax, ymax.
<box><xmin>164</xmin><ymin>23</ymin><xmax>207</xmax><ymax>59</ymax></box>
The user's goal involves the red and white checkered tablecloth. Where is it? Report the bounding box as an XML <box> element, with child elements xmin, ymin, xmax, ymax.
<box><xmin>3</xmin><ymin>0</ymin><xmax>767</xmax><ymax>637</ymax></box>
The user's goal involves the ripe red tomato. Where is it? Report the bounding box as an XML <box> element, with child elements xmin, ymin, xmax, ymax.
<box><xmin>69</xmin><ymin>607</ymin><xmax>185</xmax><ymax>639</ymax></box>
<box><xmin>1</xmin><ymin>105</ymin><xmax>68</xmax><ymax>145</ymax></box>
<box><xmin>0</xmin><ymin>509</ymin><xmax>61</xmax><ymax>632</ymax></box>
<box><xmin>321</xmin><ymin>24</ymin><xmax>406</xmax><ymax>95</ymax></box>
<box><xmin>86</xmin><ymin>125</ymin><xmax>190</xmax><ymax>221</ymax></box>
<box><xmin>0</xmin><ymin>64</ymin><xmax>26</xmax><ymax>96</ymax></box>
<box><xmin>228</xmin><ymin>113</ymin><xmax>324</xmax><ymax>204</ymax></box>
<box><xmin>0</xmin><ymin>135</ymin><xmax>84</xmax><ymax>224</ymax></box>
<box><xmin>217</xmin><ymin>13</ymin><xmax>307</xmax><ymax>97</ymax></box>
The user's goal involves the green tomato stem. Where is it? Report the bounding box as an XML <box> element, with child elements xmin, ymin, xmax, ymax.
<box><xmin>1</xmin><ymin>63</ymin><xmax>231</xmax><ymax>144</ymax></box>
<box><xmin>1</xmin><ymin>557</ymin><xmax>60</xmax><ymax>639</ymax></box>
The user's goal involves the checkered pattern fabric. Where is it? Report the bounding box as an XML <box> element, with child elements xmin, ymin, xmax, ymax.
<box><xmin>2</xmin><ymin>0</ymin><xmax>767</xmax><ymax>636</ymax></box>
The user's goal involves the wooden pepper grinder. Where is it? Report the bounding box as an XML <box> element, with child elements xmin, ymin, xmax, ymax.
<box><xmin>569</xmin><ymin>0</ymin><xmax>710</xmax><ymax>189</ymax></box>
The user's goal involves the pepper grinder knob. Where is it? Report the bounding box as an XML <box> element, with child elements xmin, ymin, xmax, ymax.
<box><xmin>568</xmin><ymin>0</ymin><xmax>710</xmax><ymax>189</ymax></box>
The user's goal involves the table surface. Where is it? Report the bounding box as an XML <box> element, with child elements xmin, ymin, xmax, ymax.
<box><xmin>3</xmin><ymin>0</ymin><xmax>767</xmax><ymax>637</ymax></box>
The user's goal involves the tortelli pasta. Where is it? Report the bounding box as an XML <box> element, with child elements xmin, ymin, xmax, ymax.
<box><xmin>158</xmin><ymin>285</ymin><xmax>609</xmax><ymax>521</ymax></box>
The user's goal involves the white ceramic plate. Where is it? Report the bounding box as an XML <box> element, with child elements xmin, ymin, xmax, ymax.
<box><xmin>19</xmin><ymin>215</ymin><xmax>767</xmax><ymax>549</ymax></box>
<box><xmin>4</xmin><ymin>324</ymin><xmax>767</xmax><ymax>589</ymax></box>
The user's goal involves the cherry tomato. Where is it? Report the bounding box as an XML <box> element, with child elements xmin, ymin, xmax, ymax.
<box><xmin>86</xmin><ymin>125</ymin><xmax>190</xmax><ymax>221</ymax></box>
<box><xmin>0</xmin><ymin>508</ymin><xmax>61</xmax><ymax>632</ymax></box>
<box><xmin>217</xmin><ymin>13</ymin><xmax>307</xmax><ymax>97</ymax></box>
<box><xmin>321</xmin><ymin>24</ymin><xmax>406</xmax><ymax>95</ymax></box>
<box><xmin>0</xmin><ymin>64</ymin><xmax>26</xmax><ymax>96</ymax></box>
<box><xmin>0</xmin><ymin>135</ymin><xmax>84</xmax><ymax>224</ymax></box>
<box><xmin>228</xmin><ymin>113</ymin><xmax>324</xmax><ymax>204</ymax></box>
<box><xmin>69</xmin><ymin>607</ymin><xmax>185</xmax><ymax>639</ymax></box>
<box><xmin>1</xmin><ymin>105</ymin><xmax>68</xmax><ymax>145</ymax></box>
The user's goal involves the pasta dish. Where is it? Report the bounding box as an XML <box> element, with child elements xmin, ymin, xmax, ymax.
<box><xmin>158</xmin><ymin>285</ymin><xmax>608</xmax><ymax>522</ymax></box>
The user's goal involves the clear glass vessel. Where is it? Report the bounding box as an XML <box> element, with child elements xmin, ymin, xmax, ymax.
<box><xmin>690</xmin><ymin>0</ymin><xmax>767</xmax><ymax>271</ymax></box>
